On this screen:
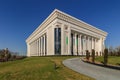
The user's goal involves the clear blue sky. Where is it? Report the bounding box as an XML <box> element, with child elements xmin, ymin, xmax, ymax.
<box><xmin>0</xmin><ymin>0</ymin><xmax>120</xmax><ymax>55</ymax></box>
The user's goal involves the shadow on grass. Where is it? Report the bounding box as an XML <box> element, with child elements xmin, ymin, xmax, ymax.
<box><xmin>116</xmin><ymin>63</ymin><xmax>120</xmax><ymax>66</ymax></box>
<box><xmin>82</xmin><ymin>59</ymin><xmax>120</xmax><ymax>70</ymax></box>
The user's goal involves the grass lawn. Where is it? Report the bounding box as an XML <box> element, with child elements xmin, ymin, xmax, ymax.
<box><xmin>95</xmin><ymin>56</ymin><xmax>120</xmax><ymax>66</ymax></box>
<box><xmin>0</xmin><ymin>56</ymin><xmax>95</xmax><ymax>80</ymax></box>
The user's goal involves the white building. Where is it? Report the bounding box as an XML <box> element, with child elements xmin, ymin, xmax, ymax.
<box><xmin>26</xmin><ymin>9</ymin><xmax>107</xmax><ymax>56</ymax></box>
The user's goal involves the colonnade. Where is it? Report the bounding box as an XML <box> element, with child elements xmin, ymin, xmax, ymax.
<box><xmin>71</xmin><ymin>32</ymin><xmax>98</xmax><ymax>55</ymax></box>
<box><xmin>28</xmin><ymin>31</ymin><xmax>101</xmax><ymax>56</ymax></box>
<box><xmin>29</xmin><ymin>34</ymin><xmax>46</xmax><ymax>56</ymax></box>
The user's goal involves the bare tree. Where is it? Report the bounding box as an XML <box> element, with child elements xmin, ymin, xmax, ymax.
<box><xmin>115</xmin><ymin>46</ymin><xmax>120</xmax><ymax>56</ymax></box>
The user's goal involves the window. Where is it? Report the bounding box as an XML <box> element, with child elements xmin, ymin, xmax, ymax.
<box><xmin>54</xmin><ymin>28</ymin><xmax>61</xmax><ymax>55</ymax></box>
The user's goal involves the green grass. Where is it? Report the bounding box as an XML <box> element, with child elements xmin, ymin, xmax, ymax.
<box><xmin>95</xmin><ymin>56</ymin><xmax>120</xmax><ymax>66</ymax></box>
<box><xmin>0</xmin><ymin>56</ymin><xmax>95</xmax><ymax>80</ymax></box>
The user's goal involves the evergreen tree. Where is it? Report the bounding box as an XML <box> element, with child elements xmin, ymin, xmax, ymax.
<box><xmin>104</xmin><ymin>48</ymin><xmax>108</xmax><ymax>65</ymax></box>
<box><xmin>92</xmin><ymin>49</ymin><xmax>95</xmax><ymax>63</ymax></box>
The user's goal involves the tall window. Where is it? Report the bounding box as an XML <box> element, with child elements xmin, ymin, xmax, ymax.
<box><xmin>54</xmin><ymin>28</ymin><xmax>61</xmax><ymax>55</ymax></box>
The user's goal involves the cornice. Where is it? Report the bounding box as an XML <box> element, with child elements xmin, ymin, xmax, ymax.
<box><xmin>55</xmin><ymin>9</ymin><xmax>107</xmax><ymax>37</ymax></box>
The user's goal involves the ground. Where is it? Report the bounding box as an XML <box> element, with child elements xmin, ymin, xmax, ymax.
<box><xmin>0</xmin><ymin>56</ymin><xmax>94</xmax><ymax>80</ymax></box>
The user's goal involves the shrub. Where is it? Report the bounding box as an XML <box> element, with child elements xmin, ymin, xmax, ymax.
<box><xmin>104</xmin><ymin>48</ymin><xmax>108</xmax><ymax>65</ymax></box>
<box><xmin>86</xmin><ymin>50</ymin><xmax>90</xmax><ymax>61</ymax></box>
<box><xmin>96</xmin><ymin>52</ymin><xmax>98</xmax><ymax>56</ymax></box>
<box><xmin>99</xmin><ymin>52</ymin><xmax>102</xmax><ymax>56</ymax></box>
<box><xmin>92</xmin><ymin>49</ymin><xmax>95</xmax><ymax>63</ymax></box>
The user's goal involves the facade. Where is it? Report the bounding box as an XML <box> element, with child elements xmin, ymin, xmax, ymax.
<box><xmin>26</xmin><ymin>9</ymin><xmax>107</xmax><ymax>56</ymax></box>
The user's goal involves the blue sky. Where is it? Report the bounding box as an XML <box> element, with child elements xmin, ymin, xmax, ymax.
<box><xmin>0</xmin><ymin>0</ymin><xmax>120</xmax><ymax>55</ymax></box>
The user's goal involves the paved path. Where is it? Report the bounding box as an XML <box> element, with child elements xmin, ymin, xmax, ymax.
<box><xmin>63</xmin><ymin>58</ymin><xmax>120</xmax><ymax>80</ymax></box>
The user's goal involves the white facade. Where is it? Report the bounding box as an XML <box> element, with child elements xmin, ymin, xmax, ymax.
<box><xmin>26</xmin><ymin>9</ymin><xmax>107</xmax><ymax>56</ymax></box>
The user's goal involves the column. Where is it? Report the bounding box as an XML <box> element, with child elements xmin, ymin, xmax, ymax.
<box><xmin>68</xmin><ymin>26</ymin><xmax>71</xmax><ymax>55</ymax></box>
<box><xmin>84</xmin><ymin>36</ymin><xmax>86</xmax><ymax>55</ymax></box>
<box><xmin>86</xmin><ymin>36</ymin><xmax>88</xmax><ymax>51</ymax></box>
<box><xmin>92</xmin><ymin>37</ymin><xmax>94</xmax><ymax>49</ymax></box>
<box><xmin>81</xmin><ymin>36</ymin><xmax>83</xmax><ymax>55</ymax></box>
<box><xmin>33</xmin><ymin>41</ymin><xmax>35</xmax><ymax>55</ymax></box>
<box><xmin>45</xmin><ymin>34</ymin><xmax>47</xmax><ymax>55</ymax></box>
<box><xmin>87</xmin><ymin>37</ymin><xmax>91</xmax><ymax>52</ymax></box>
<box><xmin>37</xmin><ymin>39</ymin><xmax>39</xmax><ymax>56</ymax></box>
<box><xmin>41</xmin><ymin>37</ymin><xmax>43</xmax><ymax>56</ymax></box>
<box><xmin>36</xmin><ymin>40</ymin><xmax>37</xmax><ymax>56</ymax></box>
<box><xmin>94</xmin><ymin>38</ymin><xmax>96</xmax><ymax>53</ymax></box>
<box><xmin>61</xmin><ymin>25</ymin><xmax>64</xmax><ymax>55</ymax></box>
<box><xmin>27</xmin><ymin>43</ymin><xmax>30</xmax><ymax>57</ymax></box>
<box><xmin>30</xmin><ymin>43</ymin><xmax>32</xmax><ymax>56</ymax></box>
<box><xmin>38</xmin><ymin>39</ymin><xmax>39</xmax><ymax>56</ymax></box>
<box><xmin>95</xmin><ymin>38</ymin><xmax>99</xmax><ymax>55</ymax></box>
<box><xmin>32</xmin><ymin>42</ymin><xmax>34</xmax><ymax>55</ymax></box>
<box><xmin>94</xmin><ymin>38</ymin><xmax>95</xmax><ymax>50</ymax></box>
<box><xmin>39</xmin><ymin>38</ymin><xmax>41</xmax><ymax>56</ymax></box>
<box><xmin>78</xmin><ymin>34</ymin><xmax>82</xmax><ymax>55</ymax></box>
<box><xmin>78</xmin><ymin>34</ymin><xmax>80</xmax><ymax>55</ymax></box>
<box><xmin>82</xmin><ymin>35</ymin><xmax>84</xmax><ymax>55</ymax></box>
<box><xmin>102</xmin><ymin>38</ymin><xmax>105</xmax><ymax>54</ymax></box>
<box><xmin>44</xmin><ymin>35</ymin><xmax>46</xmax><ymax>56</ymax></box>
<box><xmin>87</xmin><ymin>36</ymin><xmax>89</xmax><ymax>51</ymax></box>
<box><xmin>90</xmin><ymin>37</ymin><xmax>92</xmax><ymax>52</ymax></box>
<box><xmin>29</xmin><ymin>43</ymin><xmax>31</xmax><ymax>56</ymax></box>
<box><xmin>32</xmin><ymin>42</ymin><xmax>33</xmax><ymax>56</ymax></box>
<box><xmin>74</xmin><ymin>33</ymin><xmax>77</xmax><ymax>55</ymax></box>
<box><xmin>32</xmin><ymin>41</ymin><xmax>35</xmax><ymax>56</ymax></box>
<box><xmin>42</xmin><ymin>36</ymin><xmax>44</xmax><ymax>56</ymax></box>
<box><xmin>73</xmin><ymin>34</ymin><xmax>75</xmax><ymax>55</ymax></box>
<box><xmin>33</xmin><ymin>41</ymin><xmax>35</xmax><ymax>56</ymax></box>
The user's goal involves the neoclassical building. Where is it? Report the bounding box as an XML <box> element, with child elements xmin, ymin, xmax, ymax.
<box><xmin>26</xmin><ymin>9</ymin><xmax>107</xmax><ymax>56</ymax></box>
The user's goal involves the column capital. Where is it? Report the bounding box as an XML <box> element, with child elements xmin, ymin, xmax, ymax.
<box><xmin>92</xmin><ymin>37</ymin><xmax>95</xmax><ymax>40</ymax></box>
<box><xmin>95</xmin><ymin>38</ymin><xmax>98</xmax><ymax>41</ymax></box>
<box><xmin>75</xmin><ymin>33</ymin><xmax>77</xmax><ymax>35</ymax></box>
<box><xmin>79</xmin><ymin>34</ymin><xmax>82</xmax><ymax>37</ymax></box>
<box><xmin>84</xmin><ymin>35</ymin><xmax>87</xmax><ymax>39</ymax></box>
<box><xmin>87</xmin><ymin>36</ymin><xmax>90</xmax><ymax>39</ymax></box>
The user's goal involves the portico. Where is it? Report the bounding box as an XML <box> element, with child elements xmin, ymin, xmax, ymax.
<box><xmin>26</xmin><ymin>9</ymin><xmax>107</xmax><ymax>56</ymax></box>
